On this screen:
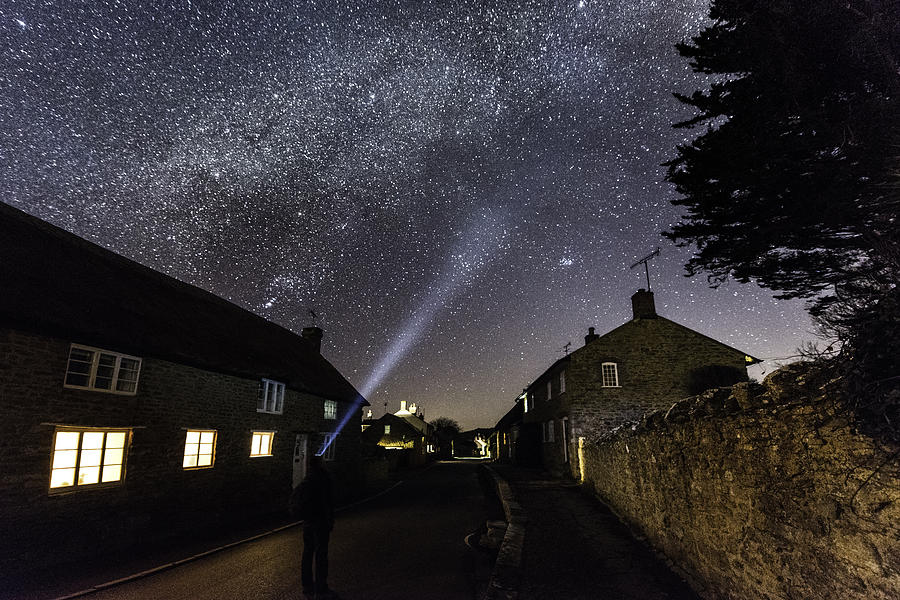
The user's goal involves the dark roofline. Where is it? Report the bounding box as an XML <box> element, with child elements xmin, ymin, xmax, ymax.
<box><xmin>0</xmin><ymin>202</ymin><xmax>368</xmax><ymax>406</ymax></box>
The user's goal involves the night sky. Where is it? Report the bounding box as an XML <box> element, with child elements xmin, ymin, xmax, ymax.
<box><xmin>2</xmin><ymin>1</ymin><xmax>813</xmax><ymax>429</ymax></box>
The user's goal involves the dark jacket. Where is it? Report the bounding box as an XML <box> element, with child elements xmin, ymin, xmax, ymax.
<box><xmin>290</xmin><ymin>467</ymin><xmax>334</xmax><ymax>529</ymax></box>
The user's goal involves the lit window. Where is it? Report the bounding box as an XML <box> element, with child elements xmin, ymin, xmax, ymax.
<box><xmin>324</xmin><ymin>399</ymin><xmax>337</xmax><ymax>420</ymax></box>
<box><xmin>250</xmin><ymin>431</ymin><xmax>274</xmax><ymax>457</ymax></box>
<box><xmin>546</xmin><ymin>379</ymin><xmax>552</xmax><ymax>399</ymax></box>
<box><xmin>601</xmin><ymin>362</ymin><xmax>619</xmax><ymax>387</ymax></box>
<box><xmin>384</xmin><ymin>424</ymin><xmax>391</xmax><ymax>435</ymax></box>
<box><xmin>522</xmin><ymin>393</ymin><xmax>530</xmax><ymax>413</ymax></box>
<box><xmin>64</xmin><ymin>344</ymin><xmax>141</xmax><ymax>395</ymax></box>
<box><xmin>50</xmin><ymin>428</ymin><xmax>129</xmax><ymax>490</ymax></box>
<box><xmin>560</xmin><ymin>371</ymin><xmax>566</xmax><ymax>394</ymax></box>
<box><xmin>319</xmin><ymin>432</ymin><xmax>336</xmax><ymax>461</ymax></box>
<box><xmin>258</xmin><ymin>379</ymin><xmax>285</xmax><ymax>414</ymax></box>
<box><xmin>183</xmin><ymin>430</ymin><xmax>216</xmax><ymax>469</ymax></box>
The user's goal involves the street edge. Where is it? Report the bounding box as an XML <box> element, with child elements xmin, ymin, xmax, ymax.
<box><xmin>47</xmin><ymin>481</ymin><xmax>405</xmax><ymax>600</ymax></box>
<box><xmin>482</xmin><ymin>465</ymin><xmax>526</xmax><ymax>600</ymax></box>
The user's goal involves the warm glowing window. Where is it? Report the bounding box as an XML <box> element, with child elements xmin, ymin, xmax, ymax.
<box><xmin>324</xmin><ymin>400</ymin><xmax>337</xmax><ymax>420</ymax></box>
<box><xmin>560</xmin><ymin>371</ymin><xmax>566</xmax><ymax>394</ymax></box>
<box><xmin>601</xmin><ymin>362</ymin><xmax>619</xmax><ymax>387</ymax></box>
<box><xmin>64</xmin><ymin>344</ymin><xmax>141</xmax><ymax>395</ymax></box>
<box><xmin>50</xmin><ymin>428</ymin><xmax>129</xmax><ymax>491</ymax></box>
<box><xmin>258</xmin><ymin>379</ymin><xmax>285</xmax><ymax>414</ymax></box>
<box><xmin>319</xmin><ymin>432</ymin><xmax>336</xmax><ymax>461</ymax></box>
<box><xmin>183</xmin><ymin>430</ymin><xmax>216</xmax><ymax>469</ymax></box>
<box><xmin>250</xmin><ymin>431</ymin><xmax>274</xmax><ymax>457</ymax></box>
<box><xmin>384</xmin><ymin>424</ymin><xmax>391</xmax><ymax>434</ymax></box>
<box><xmin>522</xmin><ymin>393</ymin><xmax>530</xmax><ymax>413</ymax></box>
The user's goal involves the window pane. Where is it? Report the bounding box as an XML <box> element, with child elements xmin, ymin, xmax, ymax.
<box><xmin>53</xmin><ymin>449</ymin><xmax>78</xmax><ymax>469</ymax></box>
<box><xmin>55</xmin><ymin>431</ymin><xmax>81</xmax><ymax>451</ymax></box>
<box><xmin>78</xmin><ymin>466</ymin><xmax>100</xmax><ymax>485</ymax></box>
<box><xmin>275</xmin><ymin>385</ymin><xmax>284</xmax><ymax>412</ymax></box>
<box><xmin>197</xmin><ymin>454</ymin><xmax>212</xmax><ymax>467</ymax></box>
<box><xmin>103</xmin><ymin>448</ymin><xmax>123</xmax><ymax>466</ymax></box>
<box><xmin>65</xmin><ymin>372</ymin><xmax>90</xmax><ymax>387</ymax></box>
<box><xmin>184</xmin><ymin>442</ymin><xmax>199</xmax><ymax>457</ymax></box>
<box><xmin>119</xmin><ymin>358</ymin><xmax>139</xmax><ymax>373</ymax></box>
<box><xmin>101</xmin><ymin>464</ymin><xmax>121</xmax><ymax>482</ymax></box>
<box><xmin>51</xmin><ymin>468</ymin><xmax>76</xmax><ymax>488</ymax></box>
<box><xmin>106</xmin><ymin>432</ymin><xmax>126</xmax><ymax>448</ymax></box>
<box><xmin>199</xmin><ymin>431</ymin><xmax>214</xmax><ymax>444</ymax></box>
<box><xmin>79</xmin><ymin>449</ymin><xmax>102</xmax><ymax>467</ymax></box>
<box><xmin>262</xmin><ymin>433</ymin><xmax>272</xmax><ymax>454</ymax></box>
<box><xmin>185</xmin><ymin>431</ymin><xmax>200</xmax><ymax>445</ymax></box>
<box><xmin>82</xmin><ymin>432</ymin><xmax>104</xmax><ymax>449</ymax></box>
<box><xmin>183</xmin><ymin>455</ymin><xmax>198</xmax><ymax>468</ymax></box>
<box><xmin>69</xmin><ymin>347</ymin><xmax>94</xmax><ymax>363</ymax></box>
<box><xmin>199</xmin><ymin>442</ymin><xmax>213</xmax><ymax>456</ymax></box>
<box><xmin>115</xmin><ymin>380</ymin><xmax>137</xmax><ymax>393</ymax></box>
<box><xmin>251</xmin><ymin>434</ymin><xmax>261</xmax><ymax>455</ymax></box>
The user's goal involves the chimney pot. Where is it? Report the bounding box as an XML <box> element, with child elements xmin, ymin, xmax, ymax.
<box><xmin>584</xmin><ymin>327</ymin><xmax>599</xmax><ymax>345</ymax></box>
<box><xmin>301</xmin><ymin>326</ymin><xmax>323</xmax><ymax>353</ymax></box>
<box><xmin>399</xmin><ymin>400</ymin><xmax>407</xmax><ymax>412</ymax></box>
<box><xmin>631</xmin><ymin>289</ymin><xmax>657</xmax><ymax>319</ymax></box>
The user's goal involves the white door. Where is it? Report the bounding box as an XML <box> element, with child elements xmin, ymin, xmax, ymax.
<box><xmin>292</xmin><ymin>434</ymin><xmax>308</xmax><ymax>489</ymax></box>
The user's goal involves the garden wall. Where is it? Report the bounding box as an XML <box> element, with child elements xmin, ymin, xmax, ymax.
<box><xmin>579</xmin><ymin>364</ymin><xmax>900</xmax><ymax>599</ymax></box>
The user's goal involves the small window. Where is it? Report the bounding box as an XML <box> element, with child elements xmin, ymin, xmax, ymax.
<box><xmin>601</xmin><ymin>362</ymin><xmax>619</xmax><ymax>387</ymax></box>
<box><xmin>183</xmin><ymin>430</ymin><xmax>216</xmax><ymax>469</ymax></box>
<box><xmin>546</xmin><ymin>421</ymin><xmax>555</xmax><ymax>442</ymax></box>
<box><xmin>546</xmin><ymin>379</ymin><xmax>552</xmax><ymax>400</ymax></box>
<box><xmin>522</xmin><ymin>393</ymin><xmax>530</xmax><ymax>413</ymax></box>
<box><xmin>50</xmin><ymin>428</ymin><xmax>129</xmax><ymax>491</ymax></box>
<box><xmin>258</xmin><ymin>379</ymin><xmax>285</xmax><ymax>414</ymax></box>
<box><xmin>250</xmin><ymin>431</ymin><xmax>274</xmax><ymax>457</ymax></box>
<box><xmin>324</xmin><ymin>399</ymin><xmax>337</xmax><ymax>420</ymax></box>
<box><xmin>560</xmin><ymin>371</ymin><xmax>566</xmax><ymax>394</ymax></box>
<box><xmin>64</xmin><ymin>344</ymin><xmax>142</xmax><ymax>395</ymax></box>
<box><xmin>384</xmin><ymin>424</ymin><xmax>391</xmax><ymax>435</ymax></box>
<box><xmin>319</xmin><ymin>432</ymin><xmax>336</xmax><ymax>461</ymax></box>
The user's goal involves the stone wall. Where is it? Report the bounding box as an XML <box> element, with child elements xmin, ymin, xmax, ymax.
<box><xmin>579</xmin><ymin>364</ymin><xmax>900</xmax><ymax>600</ymax></box>
<box><xmin>0</xmin><ymin>328</ymin><xmax>362</xmax><ymax>574</ymax></box>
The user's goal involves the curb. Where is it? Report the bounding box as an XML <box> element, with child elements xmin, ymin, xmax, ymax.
<box><xmin>482</xmin><ymin>466</ymin><xmax>526</xmax><ymax>600</ymax></box>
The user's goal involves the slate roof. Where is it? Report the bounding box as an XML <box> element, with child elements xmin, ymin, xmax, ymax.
<box><xmin>0</xmin><ymin>202</ymin><xmax>366</xmax><ymax>405</ymax></box>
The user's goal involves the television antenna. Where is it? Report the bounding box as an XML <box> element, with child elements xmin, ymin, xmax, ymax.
<box><xmin>561</xmin><ymin>342</ymin><xmax>572</xmax><ymax>355</ymax></box>
<box><xmin>630</xmin><ymin>248</ymin><xmax>660</xmax><ymax>290</ymax></box>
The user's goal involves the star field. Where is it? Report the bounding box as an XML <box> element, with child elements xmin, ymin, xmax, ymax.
<box><xmin>1</xmin><ymin>0</ymin><xmax>814</xmax><ymax>429</ymax></box>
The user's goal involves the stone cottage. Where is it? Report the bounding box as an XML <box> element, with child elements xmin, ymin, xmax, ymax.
<box><xmin>360</xmin><ymin>401</ymin><xmax>434</xmax><ymax>467</ymax></box>
<box><xmin>0</xmin><ymin>203</ymin><xmax>367</xmax><ymax>575</ymax></box>
<box><xmin>519</xmin><ymin>289</ymin><xmax>759</xmax><ymax>476</ymax></box>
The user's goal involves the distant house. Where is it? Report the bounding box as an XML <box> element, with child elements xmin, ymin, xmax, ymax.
<box><xmin>0</xmin><ymin>203</ymin><xmax>367</xmax><ymax>575</ymax></box>
<box><xmin>518</xmin><ymin>289</ymin><xmax>759</xmax><ymax>476</ymax></box>
<box><xmin>360</xmin><ymin>401</ymin><xmax>434</xmax><ymax>466</ymax></box>
<box><xmin>454</xmin><ymin>428</ymin><xmax>494</xmax><ymax>459</ymax></box>
<box><xmin>492</xmin><ymin>400</ymin><xmax>523</xmax><ymax>463</ymax></box>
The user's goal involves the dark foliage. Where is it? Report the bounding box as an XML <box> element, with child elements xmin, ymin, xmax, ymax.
<box><xmin>687</xmin><ymin>364</ymin><xmax>748</xmax><ymax>396</ymax></box>
<box><xmin>667</xmin><ymin>0</ymin><xmax>900</xmax><ymax>442</ymax></box>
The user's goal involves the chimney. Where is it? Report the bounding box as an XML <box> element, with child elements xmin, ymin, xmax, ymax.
<box><xmin>584</xmin><ymin>327</ymin><xmax>599</xmax><ymax>345</ymax></box>
<box><xmin>301</xmin><ymin>326</ymin><xmax>323</xmax><ymax>353</ymax></box>
<box><xmin>631</xmin><ymin>289</ymin><xmax>657</xmax><ymax>319</ymax></box>
<box><xmin>399</xmin><ymin>400</ymin><xmax>408</xmax><ymax>413</ymax></box>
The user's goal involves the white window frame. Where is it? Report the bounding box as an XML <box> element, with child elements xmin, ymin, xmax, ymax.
<box><xmin>183</xmin><ymin>429</ymin><xmax>217</xmax><ymax>469</ymax></box>
<box><xmin>49</xmin><ymin>427</ymin><xmax>130</xmax><ymax>492</ymax></box>
<box><xmin>64</xmin><ymin>344</ymin><xmax>142</xmax><ymax>395</ymax></box>
<box><xmin>560</xmin><ymin>371</ymin><xmax>566</xmax><ymax>394</ymax></box>
<box><xmin>250</xmin><ymin>431</ymin><xmax>275</xmax><ymax>457</ymax></box>
<box><xmin>257</xmin><ymin>379</ymin><xmax>285</xmax><ymax>414</ymax></box>
<box><xmin>324</xmin><ymin>399</ymin><xmax>337</xmax><ymax>420</ymax></box>
<box><xmin>601</xmin><ymin>362</ymin><xmax>620</xmax><ymax>387</ymax></box>
<box><xmin>319</xmin><ymin>432</ymin><xmax>336</xmax><ymax>461</ymax></box>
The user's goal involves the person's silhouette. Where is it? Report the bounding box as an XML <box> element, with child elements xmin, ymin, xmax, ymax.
<box><xmin>291</xmin><ymin>454</ymin><xmax>335</xmax><ymax>598</ymax></box>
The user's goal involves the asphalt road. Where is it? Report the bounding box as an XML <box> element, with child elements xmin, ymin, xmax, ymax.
<box><xmin>68</xmin><ymin>461</ymin><xmax>494</xmax><ymax>600</ymax></box>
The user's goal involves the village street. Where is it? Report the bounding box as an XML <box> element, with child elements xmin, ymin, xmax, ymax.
<box><xmin>34</xmin><ymin>461</ymin><xmax>494</xmax><ymax>600</ymax></box>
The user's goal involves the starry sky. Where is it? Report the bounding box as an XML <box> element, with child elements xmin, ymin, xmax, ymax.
<box><xmin>2</xmin><ymin>0</ymin><xmax>815</xmax><ymax>429</ymax></box>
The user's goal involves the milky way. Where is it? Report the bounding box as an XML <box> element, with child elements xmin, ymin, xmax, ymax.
<box><xmin>1</xmin><ymin>1</ymin><xmax>813</xmax><ymax>428</ymax></box>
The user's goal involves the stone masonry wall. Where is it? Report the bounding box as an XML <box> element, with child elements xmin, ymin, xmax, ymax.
<box><xmin>579</xmin><ymin>364</ymin><xmax>900</xmax><ymax>600</ymax></box>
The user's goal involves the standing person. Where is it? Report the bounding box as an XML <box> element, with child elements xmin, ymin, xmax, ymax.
<box><xmin>291</xmin><ymin>454</ymin><xmax>335</xmax><ymax>599</ymax></box>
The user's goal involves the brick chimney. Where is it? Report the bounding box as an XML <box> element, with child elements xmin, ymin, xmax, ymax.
<box><xmin>584</xmin><ymin>327</ymin><xmax>599</xmax><ymax>345</ymax></box>
<box><xmin>631</xmin><ymin>289</ymin><xmax>657</xmax><ymax>319</ymax></box>
<box><xmin>301</xmin><ymin>326</ymin><xmax>323</xmax><ymax>353</ymax></box>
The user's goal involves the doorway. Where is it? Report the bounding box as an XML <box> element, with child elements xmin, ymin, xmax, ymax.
<box><xmin>293</xmin><ymin>433</ymin><xmax>308</xmax><ymax>489</ymax></box>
